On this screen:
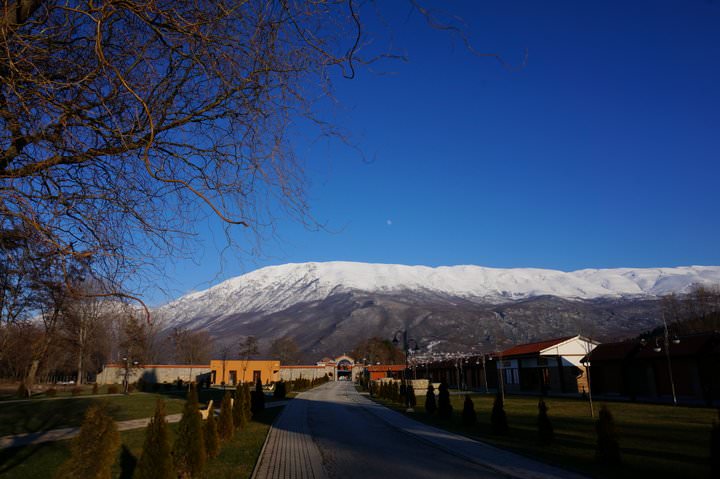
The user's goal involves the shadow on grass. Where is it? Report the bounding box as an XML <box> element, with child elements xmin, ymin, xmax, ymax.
<box><xmin>0</xmin><ymin>440</ymin><xmax>67</xmax><ymax>476</ymax></box>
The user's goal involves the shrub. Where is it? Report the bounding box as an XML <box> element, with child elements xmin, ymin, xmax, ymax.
<box><xmin>537</xmin><ymin>399</ymin><xmax>554</xmax><ymax>444</ymax></box>
<box><xmin>46</xmin><ymin>388</ymin><xmax>57</xmax><ymax>397</ymax></box>
<box><xmin>251</xmin><ymin>378</ymin><xmax>265</xmax><ymax>416</ymax></box>
<box><xmin>242</xmin><ymin>383</ymin><xmax>252</xmax><ymax>423</ymax></box>
<box><xmin>437</xmin><ymin>381</ymin><xmax>453</xmax><ymax>419</ymax></box>
<box><xmin>462</xmin><ymin>394</ymin><xmax>477</xmax><ymax>427</ymax></box>
<box><xmin>274</xmin><ymin>380</ymin><xmax>287</xmax><ymax>400</ymax></box>
<box><xmin>92</xmin><ymin>383</ymin><xmax>98</xmax><ymax>395</ymax></box>
<box><xmin>204</xmin><ymin>404</ymin><xmax>220</xmax><ymax>459</ymax></box>
<box><xmin>54</xmin><ymin>404</ymin><xmax>120</xmax><ymax>479</ymax></box>
<box><xmin>233</xmin><ymin>384</ymin><xmax>246</xmax><ymax>430</ymax></box>
<box><xmin>425</xmin><ymin>384</ymin><xmax>437</xmax><ymax>414</ymax></box>
<box><xmin>491</xmin><ymin>393</ymin><xmax>508</xmax><ymax>435</ymax></box>
<box><xmin>107</xmin><ymin>385</ymin><xmax>119</xmax><ymax>394</ymax></box>
<box><xmin>71</xmin><ymin>387</ymin><xmax>83</xmax><ymax>396</ymax></box>
<box><xmin>16</xmin><ymin>382</ymin><xmax>29</xmax><ymax>399</ymax></box>
<box><xmin>134</xmin><ymin>399</ymin><xmax>175</xmax><ymax>479</ymax></box>
<box><xmin>406</xmin><ymin>384</ymin><xmax>417</xmax><ymax>409</ymax></box>
<box><xmin>712</xmin><ymin>409</ymin><xmax>720</xmax><ymax>479</ymax></box>
<box><xmin>595</xmin><ymin>405</ymin><xmax>621</xmax><ymax>465</ymax></box>
<box><xmin>217</xmin><ymin>392</ymin><xmax>235</xmax><ymax>441</ymax></box>
<box><xmin>173</xmin><ymin>384</ymin><xmax>206</xmax><ymax>478</ymax></box>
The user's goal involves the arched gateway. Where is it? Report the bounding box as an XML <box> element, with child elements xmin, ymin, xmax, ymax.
<box><xmin>334</xmin><ymin>355</ymin><xmax>354</xmax><ymax>381</ymax></box>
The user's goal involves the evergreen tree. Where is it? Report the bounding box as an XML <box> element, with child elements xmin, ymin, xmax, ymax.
<box><xmin>711</xmin><ymin>409</ymin><xmax>720</xmax><ymax>479</ymax></box>
<box><xmin>537</xmin><ymin>399</ymin><xmax>554</xmax><ymax>444</ymax></box>
<box><xmin>242</xmin><ymin>383</ymin><xmax>252</xmax><ymax>422</ymax></box>
<box><xmin>251</xmin><ymin>378</ymin><xmax>265</xmax><ymax>416</ymax></box>
<box><xmin>461</xmin><ymin>394</ymin><xmax>477</xmax><ymax>427</ymax></box>
<box><xmin>218</xmin><ymin>391</ymin><xmax>235</xmax><ymax>441</ymax></box>
<box><xmin>204</xmin><ymin>405</ymin><xmax>220</xmax><ymax>458</ymax></box>
<box><xmin>491</xmin><ymin>393</ymin><xmax>508</xmax><ymax>435</ymax></box>
<box><xmin>233</xmin><ymin>384</ymin><xmax>246</xmax><ymax>430</ymax></box>
<box><xmin>274</xmin><ymin>380</ymin><xmax>287</xmax><ymax>400</ymax></box>
<box><xmin>173</xmin><ymin>384</ymin><xmax>206</xmax><ymax>478</ymax></box>
<box><xmin>134</xmin><ymin>399</ymin><xmax>175</xmax><ymax>479</ymax></box>
<box><xmin>425</xmin><ymin>384</ymin><xmax>437</xmax><ymax>414</ymax></box>
<box><xmin>438</xmin><ymin>381</ymin><xmax>453</xmax><ymax>419</ymax></box>
<box><xmin>54</xmin><ymin>405</ymin><xmax>120</xmax><ymax>479</ymax></box>
<box><xmin>406</xmin><ymin>384</ymin><xmax>417</xmax><ymax>409</ymax></box>
<box><xmin>595</xmin><ymin>405</ymin><xmax>621</xmax><ymax>465</ymax></box>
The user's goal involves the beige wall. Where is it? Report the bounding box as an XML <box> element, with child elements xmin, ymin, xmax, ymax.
<box><xmin>96</xmin><ymin>365</ymin><xmax>210</xmax><ymax>385</ymax></box>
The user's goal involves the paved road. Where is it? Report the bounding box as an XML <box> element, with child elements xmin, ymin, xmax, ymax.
<box><xmin>254</xmin><ymin>381</ymin><xmax>501</xmax><ymax>479</ymax></box>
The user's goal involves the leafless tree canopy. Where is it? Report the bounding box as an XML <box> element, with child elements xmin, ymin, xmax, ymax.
<box><xmin>1</xmin><ymin>0</ymin><xmax>369</xmax><ymax>298</ymax></box>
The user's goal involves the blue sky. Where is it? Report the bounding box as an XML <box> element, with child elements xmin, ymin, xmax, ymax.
<box><xmin>156</xmin><ymin>0</ymin><xmax>720</xmax><ymax>305</ymax></box>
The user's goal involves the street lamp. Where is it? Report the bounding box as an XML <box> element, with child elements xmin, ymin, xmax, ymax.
<box><xmin>393</xmin><ymin>330</ymin><xmax>419</xmax><ymax>412</ymax></box>
<box><xmin>659</xmin><ymin>313</ymin><xmax>680</xmax><ymax>406</ymax></box>
<box><xmin>122</xmin><ymin>356</ymin><xmax>139</xmax><ymax>395</ymax></box>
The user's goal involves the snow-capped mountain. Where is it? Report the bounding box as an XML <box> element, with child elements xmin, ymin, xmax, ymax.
<box><xmin>153</xmin><ymin>262</ymin><xmax>720</xmax><ymax>359</ymax></box>
<box><xmin>158</xmin><ymin>262</ymin><xmax>720</xmax><ymax>325</ymax></box>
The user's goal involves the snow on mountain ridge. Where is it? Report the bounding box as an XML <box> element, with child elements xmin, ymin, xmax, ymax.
<box><xmin>157</xmin><ymin>262</ymin><xmax>720</xmax><ymax>329</ymax></box>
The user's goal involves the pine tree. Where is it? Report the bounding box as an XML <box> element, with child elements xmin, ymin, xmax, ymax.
<box><xmin>425</xmin><ymin>384</ymin><xmax>437</xmax><ymax>414</ymax></box>
<box><xmin>54</xmin><ymin>404</ymin><xmax>120</xmax><ymax>479</ymax></box>
<box><xmin>204</xmin><ymin>404</ymin><xmax>220</xmax><ymax>458</ymax></box>
<box><xmin>173</xmin><ymin>384</ymin><xmax>206</xmax><ymax>478</ymax></box>
<box><xmin>711</xmin><ymin>409</ymin><xmax>720</xmax><ymax>479</ymax></box>
<box><xmin>406</xmin><ymin>384</ymin><xmax>417</xmax><ymax>409</ymax></box>
<box><xmin>242</xmin><ymin>383</ymin><xmax>252</xmax><ymax>422</ymax></box>
<box><xmin>134</xmin><ymin>399</ymin><xmax>175</xmax><ymax>479</ymax></box>
<box><xmin>251</xmin><ymin>378</ymin><xmax>265</xmax><ymax>416</ymax></box>
<box><xmin>491</xmin><ymin>393</ymin><xmax>508</xmax><ymax>435</ymax></box>
<box><xmin>218</xmin><ymin>391</ymin><xmax>235</xmax><ymax>441</ymax></box>
<box><xmin>233</xmin><ymin>384</ymin><xmax>246</xmax><ymax>429</ymax></box>
<box><xmin>537</xmin><ymin>399</ymin><xmax>554</xmax><ymax>444</ymax></box>
<box><xmin>595</xmin><ymin>405</ymin><xmax>621</xmax><ymax>465</ymax></box>
<box><xmin>438</xmin><ymin>381</ymin><xmax>453</xmax><ymax>419</ymax></box>
<box><xmin>462</xmin><ymin>394</ymin><xmax>477</xmax><ymax>427</ymax></box>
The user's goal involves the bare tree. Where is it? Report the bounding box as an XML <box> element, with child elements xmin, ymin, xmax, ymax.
<box><xmin>269</xmin><ymin>336</ymin><xmax>300</xmax><ymax>365</ymax></box>
<box><xmin>0</xmin><ymin>0</ymin><xmax>380</xmax><ymax>305</ymax></box>
<box><xmin>171</xmin><ymin>327</ymin><xmax>213</xmax><ymax>365</ymax></box>
<box><xmin>239</xmin><ymin>335</ymin><xmax>259</xmax><ymax>383</ymax></box>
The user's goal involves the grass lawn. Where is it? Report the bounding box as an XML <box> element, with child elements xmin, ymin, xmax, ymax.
<box><xmin>374</xmin><ymin>392</ymin><xmax>717</xmax><ymax>479</ymax></box>
<box><xmin>0</xmin><ymin>405</ymin><xmax>281</xmax><ymax>479</ymax></box>
<box><xmin>0</xmin><ymin>393</ymin><xmax>186</xmax><ymax>436</ymax></box>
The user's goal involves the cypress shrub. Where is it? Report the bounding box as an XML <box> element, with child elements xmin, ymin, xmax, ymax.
<box><xmin>233</xmin><ymin>384</ymin><xmax>246</xmax><ymax>430</ymax></box>
<box><xmin>218</xmin><ymin>391</ymin><xmax>235</xmax><ymax>441</ymax></box>
<box><xmin>595</xmin><ymin>405</ymin><xmax>621</xmax><ymax>465</ymax></box>
<box><xmin>173</xmin><ymin>384</ymin><xmax>206</xmax><ymax>478</ymax></box>
<box><xmin>537</xmin><ymin>399</ymin><xmax>554</xmax><ymax>444</ymax></box>
<box><xmin>711</xmin><ymin>409</ymin><xmax>720</xmax><ymax>479</ymax></box>
<box><xmin>251</xmin><ymin>378</ymin><xmax>265</xmax><ymax>416</ymax></box>
<box><xmin>54</xmin><ymin>404</ymin><xmax>120</xmax><ymax>479</ymax></box>
<box><xmin>491</xmin><ymin>393</ymin><xmax>508</xmax><ymax>435</ymax></box>
<box><xmin>204</xmin><ymin>405</ymin><xmax>220</xmax><ymax>458</ymax></box>
<box><xmin>134</xmin><ymin>399</ymin><xmax>175</xmax><ymax>479</ymax></box>
<box><xmin>437</xmin><ymin>381</ymin><xmax>453</xmax><ymax>419</ymax></box>
<box><xmin>461</xmin><ymin>394</ymin><xmax>477</xmax><ymax>426</ymax></box>
<box><xmin>425</xmin><ymin>384</ymin><xmax>437</xmax><ymax>414</ymax></box>
<box><xmin>406</xmin><ymin>384</ymin><xmax>417</xmax><ymax>409</ymax></box>
<box><xmin>242</xmin><ymin>383</ymin><xmax>252</xmax><ymax>423</ymax></box>
<box><xmin>92</xmin><ymin>383</ymin><xmax>98</xmax><ymax>395</ymax></box>
<box><xmin>274</xmin><ymin>380</ymin><xmax>286</xmax><ymax>400</ymax></box>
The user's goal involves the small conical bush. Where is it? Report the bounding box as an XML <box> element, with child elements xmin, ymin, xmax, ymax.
<box><xmin>491</xmin><ymin>393</ymin><xmax>508</xmax><ymax>435</ymax></box>
<box><xmin>55</xmin><ymin>404</ymin><xmax>120</xmax><ymax>479</ymax></box>
<box><xmin>173</xmin><ymin>384</ymin><xmax>206</xmax><ymax>478</ymax></box>
<box><xmin>462</xmin><ymin>394</ymin><xmax>477</xmax><ymax>427</ymax></box>
<box><xmin>134</xmin><ymin>399</ymin><xmax>175</xmax><ymax>479</ymax></box>
<box><xmin>537</xmin><ymin>399</ymin><xmax>554</xmax><ymax>444</ymax></box>
<box><xmin>218</xmin><ymin>391</ymin><xmax>235</xmax><ymax>441</ymax></box>
<box><xmin>204</xmin><ymin>405</ymin><xmax>220</xmax><ymax>458</ymax></box>
<box><xmin>425</xmin><ymin>384</ymin><xmax>437</xmax><ymax>414</ymax></box>
<box><xmin>595</xmin><ymin>405</ymin><xmax>621</xmax><ymax>465</ymax></box>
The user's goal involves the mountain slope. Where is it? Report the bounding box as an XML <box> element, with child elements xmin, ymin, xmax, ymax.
<box><xmin>156</xmin><ymin>262</ymin><xmax>720</xmax><ymax>358</ymax></box>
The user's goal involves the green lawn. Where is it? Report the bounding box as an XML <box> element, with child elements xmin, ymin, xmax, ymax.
<box><xmin>0</xmin><ymin>406</ymin><xmax>281</xmax><ymax>479</ymax></box>
<box><xmin>375</xmin><ymin>393</ymin><xmax>717</xmax><ymax>479</ymax></box>
<box><xmin>0</xmin><ymin>393</ymin><xmax>186</xmax><ymax>436</ymax></box>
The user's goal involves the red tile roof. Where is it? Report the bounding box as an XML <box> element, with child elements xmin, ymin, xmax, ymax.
<box><xmin>500</xmin><ymin>336</ymin><xmax>575</xmax><ymax>357</ymax></box>
<box><xmin>366</xmin><ymin>365</ymin><xmax>406</xmax><ymax>372</ymax></box>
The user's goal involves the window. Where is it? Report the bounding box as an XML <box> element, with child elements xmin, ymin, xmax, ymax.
<box><xmin>253</xmin><ymin>370</ymin><xmax>262</xmax><ymax>383</ymax></box>
<box><xmin>229</xmin><ymin>370</ymin><xmax>237</xmax><ymax>386</ymax></box>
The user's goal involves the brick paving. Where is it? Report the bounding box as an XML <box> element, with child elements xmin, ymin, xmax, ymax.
<box><xmin>252</xmin><ymin>392</ymin><xmax>326</xmax><ymax>479</ymax></box>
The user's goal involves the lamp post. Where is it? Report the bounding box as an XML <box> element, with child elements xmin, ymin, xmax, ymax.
<box><xmin>656</xmin><ymin>313</ymin><xmax>680</xmax><ymax>406</ymax></box>
<box><xmin>393</xmin><ymin>329</ymin><xmax>419</xmax><ymax>412</ymax></box>
<box><xmin>122</xmin><ymin>356</ymin><xmax>139</xmax><ymax>395</ymax></box>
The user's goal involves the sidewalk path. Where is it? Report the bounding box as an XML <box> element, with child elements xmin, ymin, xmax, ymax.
<box><xmin>0</xmin><ymin>400</ymin><xmax>288</xmax><ymax>450</ymax></box>
<box><xmin>253</xmin><ymin>382</ymin><xmax>588</xmax><ymax>479</ymax></box>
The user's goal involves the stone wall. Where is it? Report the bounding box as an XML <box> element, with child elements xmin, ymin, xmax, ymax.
<box><xmin>96</xmin><ymin>365</ymin><xmax>211</xmax><ymax>385</ymax></box>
